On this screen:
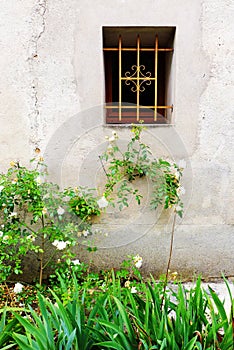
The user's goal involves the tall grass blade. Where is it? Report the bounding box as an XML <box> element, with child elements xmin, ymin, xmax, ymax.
<box><xmin>208</xmin><ymin>286</ymin><xmax>229</xmax><ymax>333</ymax></box>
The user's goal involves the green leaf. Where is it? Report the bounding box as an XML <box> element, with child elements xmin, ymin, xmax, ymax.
<box><xmin>208</xmin><ymin>286</ymin><xmax>229</xmax><ymax>333</ymax></box>
<box><xmin>12</xmin><ymin>333</ymin><xmax>37</xmax><ymax>350</ymax></box>
<box><xmin>96</xmin><ymin>340</ymin><xmax>125</xmax><ymax>349</ymax></box>
<box><xmin>183</xmin><ymin>335</ymin><xmax>198</xmax><ymax>350</ymax></box>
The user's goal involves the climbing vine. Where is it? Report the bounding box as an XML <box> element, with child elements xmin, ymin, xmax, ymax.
<box><xmin>100</xmin><ymin>124</ymin><xmax>184</xmax><ymax>217</ymax></box>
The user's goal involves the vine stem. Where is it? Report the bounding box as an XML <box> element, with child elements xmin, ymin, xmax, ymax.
<box><xmin>39</xmin><ymin>236</ymin><xmax>44</xmax><ymax>286</ymax></box>
<box><xmin>39</xmin><ymin>215</ymin><xmax>45</xmax><ymax>286</ymax></box>
<box><xmin>161</xmin><ymin>211</ymin><xmax>177</xmax><ymax>310</ymax></box>
<box><xmin>98</xmin><ymin>156</ymin><xmax>109</xmax><ymax>180</ymax></box>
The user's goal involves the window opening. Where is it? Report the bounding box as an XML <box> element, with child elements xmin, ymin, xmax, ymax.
<box><xmin>103</xmin><ymin>27</ymin><xmax>175</xmax><ymax>124</ymax></box>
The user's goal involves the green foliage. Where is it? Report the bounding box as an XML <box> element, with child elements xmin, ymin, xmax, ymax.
<box><xmin>93</xmin><ymin>276</ymin><xmax>234</xmax><ymax>350</ymax></box>
<box><xmin>1</xmin><ymin>272</ymin><xmax>233</xmax><ymax>349</ymax></box>
<box><xmin>0</xmin><ymin>157</ymin><xmax>95</xmax><ymax>283</ymax></box>
<box><xmin>0</xmin><ymin>308</ymin><xmax>22</xmax><ymax>349</ymax></box>
<box><xmin>0</xmin><ymin>126</ymin><xmax>185</xmax><ymax>283</ymax></box>
<box><xmin>100</xmin><ymin>125</ymin><xmax>184</xmax><ymax>215</ymax></box>
<box><xmin>12</xmin><ymin>291</ymin><xmax>99</xmax><ymax>350</ymax></box>
<box><xmin>65</xmin><ymin>186</ymin><xmax>101</xmax><ymax>220</ymax></box>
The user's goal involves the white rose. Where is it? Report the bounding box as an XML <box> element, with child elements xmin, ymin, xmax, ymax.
<box><xmin>57</xmin><ymin>207</ymin><xmax>65</xmax><ymax>215</ymax></box>
<box><xmin>177</xmin><ymin>186</ymin><xmax>186</xmax><ymax>195</ymax></box>
<box><xmin>131</xmin><ymin>286</ymin><xmax>137</xmax><ymax>294</ymax></box>
<box><xmin>133</xmin><ymin>254</ymin><xmax>143</xmax><ymax>268</ymax></box>
<box><xmin>52</xmin><ymin>240</ymin><xmax>70</xmax><ymax>250</ymax></box>
<box><xmin>108</xmin><ymin>136</ymin><xmax>115</xmax><ymax>142</ymax></box>
<box><xmin>42</xmin><ymin>207</ymin><xmax>47</xmax><ymax>215</ymax></box>
<box><xmin>13</xmin><ymin>282</ymin><xmax>24</xmax><ymax>294</ymax></box>
<box><xmin>9</xmin><ymin>212</ymin><xmax>17</xmax><ymax>218</ymax></box>
<box><xmin>97</xmin><ymin>196</ymin><xmax>108</xmax><ymax>208</ymax></box>
<box><xmin>82</xmin><ymin>230</ymin><xmax>89</xmax><ymax>237</ymax></box>
<box><xmin>135</xmin><ymin>260</ymin><xmax>143</xmax><ymax>268</ymax></box>
<box><xmin>72</xmin><ymin>259</ymin><xmax>81</xmax><ymax>265</ymax></box>
<box><xmin>27</xmin><ymin>235</ymin><xmax>35</xmax><ymax>242</ymax></box>
<box><xmin>36</xmin><ymin>177</ymin><xmax>42</xmax><ymax>184</ymax></box>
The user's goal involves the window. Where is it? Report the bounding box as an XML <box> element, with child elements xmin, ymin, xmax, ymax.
<box><xmin>103</xmin><ymin>27</ymin><xmax>175</xmax><ymax>124</ymax></box>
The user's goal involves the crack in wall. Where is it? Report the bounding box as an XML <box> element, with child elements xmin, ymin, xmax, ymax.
<box><xmin>27</xmin><ymin>0</ymin><xmax>47</xmax><ymax>148</ymax></box>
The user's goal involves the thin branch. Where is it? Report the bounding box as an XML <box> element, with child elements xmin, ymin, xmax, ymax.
<box><xmin>98</xmin><ymin>155</ymin><xmax>109</xmax><ymax>180</ymax></box>
<box><xmin>165</xmin><ymin>212</ymin><xmax>177</xmax><ymax>281</ymax></box>
<box><xmin>161</xmin><ymin>211</ymin><xmax>177</xmax><ymax>310</ymax></box>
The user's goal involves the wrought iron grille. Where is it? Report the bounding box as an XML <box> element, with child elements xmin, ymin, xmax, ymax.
<box><xmin>103</xmin><ymin>32</ymin><xmax>174</xmax><ymax>124</ymax></box>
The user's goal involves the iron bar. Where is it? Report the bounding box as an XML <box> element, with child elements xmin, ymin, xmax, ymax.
<box><xmin>103</xmin><ymin>48</ymin><xmax>173</xmax><ymax>52</ymax></box>
<box><xmin>118</xmin><ymin>35</ymin><xmax>122</xmax><ymax>121</ymax></box>
<box><xmin>105</xmin><ymin>105</ymin><xmax>173</xmax><ymax>109</ymax></box>
<box><xmin>121</xmin><ymin>77</ymin><xmax>155</xmax><ymax>80</ymax></box>
<box><xmin>154</xmin><ymin>35</ymin><xmax>158</xmax><ymax>121</ymax></box>
<box><xmin>137</xmin><ymin>35</ymin><xmax>140</xmax><ymax>121</ymax></box>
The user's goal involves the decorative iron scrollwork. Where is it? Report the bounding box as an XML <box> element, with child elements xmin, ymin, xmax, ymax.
<box><xmin>124</xmin><ymin>65</ymin><xmax>152</xmax><ymax>93</ymax></box>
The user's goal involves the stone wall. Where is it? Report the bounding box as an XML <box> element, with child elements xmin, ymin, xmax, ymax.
<box><xmin>0</xmin><ymin>0</ymin><xmax>233</xmax><ymax>278</ymax></box>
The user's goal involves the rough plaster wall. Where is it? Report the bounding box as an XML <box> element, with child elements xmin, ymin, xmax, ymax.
<box><xmin>0</xmin><ymin>1</ymin><xmax>32</xmax><ymax>167</ymax></box>
<box><xmin>196</xmin><ymin>0</ymin><xmax>234</xmax><ymax>225</ymax></box>
<box><xmin>0</xmin><ymin>0</ymin><xmax>233</xmax><ymax>279</ymax></box>
<box><xmin>0</xmin><ymin>0</ymin><xmax>79</xmax><ymax>170</ymax></box>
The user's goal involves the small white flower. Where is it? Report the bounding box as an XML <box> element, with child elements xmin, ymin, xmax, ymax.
<box><xmin>174</xmin><ymin>170</ymin><xmax>181</xmax><ymax>179</ymax></box>
<box><xmin>9</xmin><ymin>212</ymin><xmax>17</xmax><ymax>218</ymax></box>
<box><xmin>177</xmin><ymin>186</ymin><xmax>186</xmax><ymax>195</ymax></box>
<box><xmin>82</xmin><ymin>230</ymin><xmax>89</xmax><ymax>237</ymax></box>
<box><xmin>13</xmin><ymin>282</ymin><xmax>24</xmax><ymax>294</ymax></box>
<box><xmin>36</xmin><ymin>177</ymin><xmax>42</xmax><ymax>184</ymax></box>
<box><xmin>0</xmin><ymin>231</ymin><xmax>3</xmax><ymax>237</ymax></box>
<box><xmin>131</xmin><ymin>286</ymin><xmax>137</xmax><ymax>294</ymax></box>
<box><xmin>2</xmin><ymin>235</ymin><xmax>9</xmax><ymax>241</ymax></box>
<box><xmin>27</xmin><ymin>235</ymin><xmax>35</xmax><ymax>242</ymax></box>
<box><xmin>124</xmin><ymin>280</ymin><xmax>130</xmax><ymax>288</ymax></box>
<box><xmin>97</xmin><ymin>196</ymin><xmax>108</xmax><ymax>208</ymax></box>
<box><xmin>133</xmin><ymin>255</ymin><xmax>143</xmax><ymax>269</ymax></box>
<box><xmin>135</xmin><ymin>260</ymin><xmax>143</xmax><ymax>268</ymax></box>
<box><xmin>107</xmin><ymin>144</ymin><xmax>113</xmax><ymax>153</ymax></box>
<box><xmin>72</xmin><ymin>259</ymin><xmax>81</xmax><ymax>265</ymax></box>
<box><xmin>0</xmin><ymin>185</ymin><xmax>4</xmax><ymax>192</ymax></box>
<box><xmin>52</xmin><ymin>240</ymin><xmax>70</xmax><ymax>250</ymax></box>
<box><xmin>42</xmin><ymin>207</ymin><xmax>47</xmax><ymax>215</ymax></box>
<box><xmin>57</xmin><ymin>207</ymin><xmax>65</xmax><ymax>215</ymax></box>
<box><xmin>108</xmin><ymin>136</ymin><xmax>115</xmax><ymax>142</ymax></box>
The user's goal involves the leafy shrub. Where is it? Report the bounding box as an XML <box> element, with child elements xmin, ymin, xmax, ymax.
<box><xmin>0</xmin><ymin>157</ymin><xmax>99</xmax><ymax>284</ymax></box>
